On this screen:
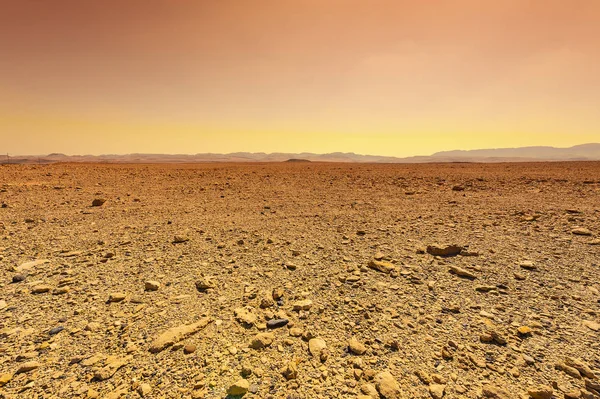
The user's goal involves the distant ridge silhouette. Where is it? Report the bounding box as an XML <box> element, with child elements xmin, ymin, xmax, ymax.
<box><xmin>5</xmin><ymin>144</ymin><xmax>600</xmax><ymax>164</ymax></box>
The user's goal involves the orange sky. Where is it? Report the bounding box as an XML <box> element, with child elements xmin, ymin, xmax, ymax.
<box><xmin>1</xmin><ymin>0</ymin><xmax>599</xmax><ymax>156</ymax></box>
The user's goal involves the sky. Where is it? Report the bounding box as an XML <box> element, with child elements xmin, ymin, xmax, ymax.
<box><xmin>1</xmin><ymin>0</ymin><xmax>599</xmax><ymax>156</ymax></box>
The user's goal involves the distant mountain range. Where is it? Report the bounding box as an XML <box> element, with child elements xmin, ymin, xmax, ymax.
<box><xmin>4</xmin><ymin>143</ymin><xmax>600</xmax><ymax>164</ymax></box>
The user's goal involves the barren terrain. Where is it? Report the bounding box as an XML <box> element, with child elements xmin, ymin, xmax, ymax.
<box><xmin>0</xmin><ymin>162</ymin><xmax>599</xmax><ymax>399</ymax></box>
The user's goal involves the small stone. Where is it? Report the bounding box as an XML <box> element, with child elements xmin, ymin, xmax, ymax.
<box><xmin>234</xmin><ymin>307</ymin><xmax>257</xmax><ymax>326</ymax></box>
<box><xmin>183</xmin><ymin>344</ymin><xmax>197</xmax><ymax>354</ymax></box>
<box><xmin>195</xmin><ymin>277</ymin><xmax>215</xmax><ymax>292</ymax></box>
<box><xmin>426</xmin><ymin>244</ymin><xmax>463</xmax><ymax>257</ymax></box>
<box><xmin>272</xmin><ymin>287</ymin><xmax>284</xmax><ymax>300</ymax></box>
<box><xmin>0</xmin><ymin>373</ymin><xmax>12</xmax><ymax>387</ymax></box>
<box><xmin>249</xmin><ymin>333</ymin><xmax>274</xmax><ymax>349</ymax></box>
<box><xmin>482</xmin><ymin>385</ymin><xmax>511</xmax><ymax>399</ymax></box>
<box><xmin>292</xmin><ymin>299</ymin><xmax>313</xmax><ymax>311</ymax></box>
<box><xmin>527</xmin><ymin>385</ymin><xmax>553</xmax><ymax>399</ymax></box>
<box><xmin>368</xmin><ymin>259</ymin><xmax>396</xmax><ymax>274</ymax></box>
<box><xmin>31</xmin><ymin>284</ymin><xmax>52</xmax><ymax>294</ymax></box>
<box><xmin>49</xmin><ymin>326</ymin><xmax>65</xmax><ymax>336</ymax></box>
<box><xmin>429</xmin><ymin>384</ymin><xmax>446</xmax><ymax>399</ymax></box>
<box><xmin>308</xmin><ymin>338</ymin><xmax>327</xmax><ymax>359</ymax></box>
<box><xmin>107</xmin><ymin>293</ymin><xmax>126</xmax><ymax>303</ymax></box>
<box><xmin>85</xmin><ymin>322</ymin><xmax>101</xmax><ymax>332</ymax></box>
<box><xmin>266</xmin><ymin>318</ymin><xmax>289</xmax><ymax>329</ymax></box>
<box><xmin>172</xmin><ymin>235</ymin><xmax>189</xmax><ymax>243</ymax></box>
<box><xmin>227</xmin><ymin>378</ymin><xmax>249</xmax><ymax>396</ymax></box>
<box><xmin>281</xmin><ymin>361</ymin><xmax>298</xmax><ymax>380</ymax></box>
<box><xmin>91</xmin><ymin>198</ymin><xmax>106</xmax><ymax>207</ymax></box>
<box><xmin>0</xmin><ymin>300</ymin><xmax>6</xmax><ymax>310</ymax></box>
<box><xmin>448</xmin><ymin>265</ymin><xmax>476</xmax><ymax>279</ymax></box>
<box><xmin>517</xmin><ymin>326</ymin><xmax>532</xmax><ymax>337</ymax></box>
<box><xmin>12</xmin><ymin>274</ymin><xmax>26</xmax><ymax>283</ymax></box>
<box><xmin>289</xmin><ymin>328</ymin><xmax>303</xmax><ymax>337</ymax></box>
<box><xmin>16</xmin><ymin>361</ymin><xmax>41</xmax><ymax>374</ymax></box>
<box><xmin>144</xmin><ymin>281</ymin><xmax>160</xmax><ymax>291</ymax></box>
<box><xmin>572</xmin><ymin>227</ymin><xmax>593</xmax><ymax>236</ymax></box>
<box><xmin>348</xmin><ymin>337</ymin><xmax>367</xmax><ymax>355</ymax></box>
<box><xmin>519</xmin><ymin>261</ymin><xmax>537</xmax><ymax>270</ymax></box>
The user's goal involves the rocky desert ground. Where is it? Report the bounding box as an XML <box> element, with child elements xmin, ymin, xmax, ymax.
<box><xmin>0</xmin><ymin>161</ymin><xmax>599</xmax><ymax>399</ymax></box>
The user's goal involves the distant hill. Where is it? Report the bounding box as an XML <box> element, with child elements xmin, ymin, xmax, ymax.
<box><xmin>4</xmin><ymin>143</ymin><xmax>600</xmax><ymax>164</ymax></box>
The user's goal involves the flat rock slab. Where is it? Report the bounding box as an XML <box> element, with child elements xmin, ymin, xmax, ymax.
<box><xmin>14</xmin><ymin>259</ymin><xmax>50</xmax><ymax>272</ymax></box>
<box><xmin>149</xmin><ymin>318</ymin><xmax>212</xmax><ymax>353</ymax></box>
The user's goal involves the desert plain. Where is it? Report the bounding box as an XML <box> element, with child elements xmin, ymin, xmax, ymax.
<box><xmin>0</xmin><ymin>161</ymin><xmax>599</xmax><ymax>399</ymax></box>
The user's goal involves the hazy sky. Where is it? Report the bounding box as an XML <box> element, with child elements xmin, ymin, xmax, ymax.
<box><xmin>1</xmin><ymin>0</ymin><xmax>599</xmax><ymax>156</ymax></box>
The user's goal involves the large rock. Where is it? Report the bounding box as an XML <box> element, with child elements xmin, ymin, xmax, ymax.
<box><xmin>308</xmin><ymin>338</ymin><xmax>327</xmax><ymax>358</ymax></box>
<box><xmin>234</xmin><ymin>307</ymin><xmax>257</xmax><ymax>326</ymax></box>
<box><xmin>348</xmin><ymin>337</ymin><xmax>367</xmax><ymax>355</ymax></box>
<box><xmin>149</xmin><ymin>318</ymin><xmax>211</xmax><ymax>353</ymax></box>
<box><xmin>482</xmin><ymin>385</ymin><xmax>511</xmax><ymax>399</ymax></box>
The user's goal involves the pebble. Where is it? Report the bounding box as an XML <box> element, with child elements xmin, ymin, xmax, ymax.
<box><xmin>426</xmin><ymin>244</ymin><xmax>463</xmax><ymax>257</ymax></box>
<box><xmin>183</xmin><ymin>344</ymin><xmax>197</xmax><ymax>354</ymax></box>
<box><xmin>137</xmin><ymin>383</ymin><xmax>152</xmax><ymax>397</ymax></box>
<box><xmin>572</xmin><ymin>227</ymin><xmax>593</xmax><ymax>236</ymax></box>
<box><xmin>91</xmin><ymin>198</ymin><xmax>106</xmax><ymax>207</ymax></box>
<box><xmin>519</xmin><ymin>261</ymin><xmax>537</xmax><ymax>270</ymax></box>
<box><xmin>12</xmin><ymin>274</ymin><xmax>26</xmax><ymax>283</ymax></box>
<box><xmin>429</xmin><ymin>384</ymin><xmax>446</xmax><ymax>399</ymax></box>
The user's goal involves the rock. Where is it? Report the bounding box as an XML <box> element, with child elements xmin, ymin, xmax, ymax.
<box><xmin>16</xmin><ymin>361</ymin><xmax>41</xmax><ymax>374</ymax></box>
<box><xmin>12</xmin><ymin>274</ymin><xmax>26</xmax><ymax>283</ymax></box>
<box><xmin>582</xmin><ymin>320</ymin><xmax>599</xmax><ymax>331</ymax></box>
<box><xmin>31</xmin><ymin>284</ymin><xmax>52</xmax><ymax>294</ymax></box>
<box><xmin>195</xmin><ymin>277</ymin><xmax>215</xmax><ymax>292</ymax></box>
<box><xmin>249</xmin><ymin>333</ymin><xmax>274</xmax><ymax>349</ymax></box>
<box><xmin>227</xmin><ymin>378</ymin><xmax>249</xmax><ymax>396</ymax></box>
<box><xmin>374</xmin><ymin>371</ymin><xmax>402</xmax><ymax>399</ymax></box>
<box><xmin>259</xmin><ymin>296</ymin><xmax>274</xmax><ymax>309</ymax></box>
<box><xmin>572</xmin><ymin>228</ymin><xmax>593</xmax><ymax>236</ymax></box>
<box><xmin>172</xmin><ymin>235</ymin><xmax>189</xmax><ymax>243</ymax></box>
<box><xmin>148</xmin><ymin>318</ymin><xmax>212</xmax><ymax>353</ymax></box>
<box><xmin>519</xmin><ymin>261</ymin><xmax>537</xmax><ymax>270</ymax></box>
<box><xmin>426</xmin><ymin>244</ymin><xmax>463</xmax><ymax>257</ymax></box>
<box><xmin>348</xmin><ymin>337</ymin><xmax>367</xmax><ymax>355</ymax></box>
<box><xmin>91</xmin><ymin>198</ymin><xmax>106</xmax><ymax>207</ymax></box>
<box><xmin>107</xmin><ymin>293</ymin><xmax>126</xmax><ymax>303</ymax></box>
<box><xmin>527</xmin><ymin>385</ymin><xmax>553</xmax><ymax>399</ymax></box>
<box><xmin>144</xmin><ymin>281</ymin><xmax>160</xmax><ymax>291</ymax></box>
<box><xmin>292</xmin><ymin>299</ymin><xmax>313</xmax><ymax>311</ymax></box>
<box><xmin>448</xmin><ymin>265</ymin><xmax>476</xmax><ymax>279</ymax></box>
<box><xmin>289</xmin><ymin>328</ymin><xmax>303</xmax><ymax>337</ymax></box>
<box><xmin>482</xmin><ymin>385</ymin><xmax>512</xmax><ymax>399</ymax></box>
<box><xmin>475</xmin><ymin>285</ymin><xmax>496</xmax><ymax>293</ymax></box>
<box><xmin>0</xmin><ymin>373</ymin><xmax>12</xmax><ymax>387</ymax></box>
<box><xmin>137</xmin><ymin>383</ymin><xmax>152</xmax><ymax>397</ymax></box>
<box><xmin>308</xmin><ymin>338</ymin><xmax>327</xmax><ymax>359</ymax></box>
<box><xmin>234</xmin><ymin>307</ymin><xmax>258</xmax><ymax>326</ymax></box>
<box><xmin>281</xmin><ymin>361</ymin><xmax>298</xmax><ymax>380</ymax></box>
<box><xmin>266</xmin><ymin>318</ymin><xmax>289</xmax><ymax>329</ymax></box>
<box><xmin>556</xmin><ymin>363</ymin><xmax>582</xmax><ymax>378</ymax></box>
<box><xmin>368</xmin><ymin>259</ymin><xmax>397</xmax><ymax>274</ymax></box>
<box><xmin>0</xmin><ymin>300</ymin><xmax>6</xmax><ymax>310</ymax></box>
<box><xmin>183</xmin><ymin>344</ymin><xmax>197</xmax><ymax>354</ymax></box>
<box><xmin>429</xmin><ymin>384</ymin><xmax>446</xmax><ymax>399</ymax></box>
<box><xmin>85</xmin><ymin>322</ymin><xmax>101</xmax><ymax>332</ymax></box>
<box><xmin>93</xmin><ymin>356</ymin><xmax>132</xmax><ymax>381</ymax></box>
<box><xmin>48</xmin><ymin>326</ymin><xmax>65</xmax><ymax>336</ymax></box>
